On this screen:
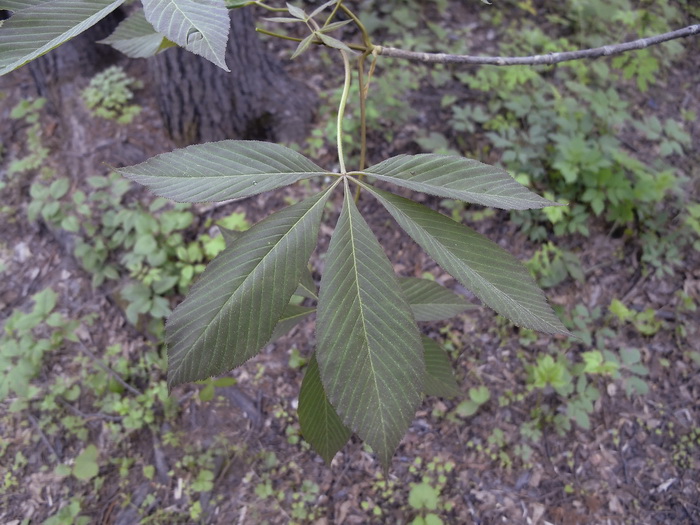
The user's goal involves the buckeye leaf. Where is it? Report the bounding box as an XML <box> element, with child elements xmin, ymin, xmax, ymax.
<box><xmin>117</xmin><ymin>140</ymin><xmax>328</xmax><ymax>203</ymax></box>
<box><xmin>400</xmin><ymin>276</ymin><xmax>474</xmax><ymax>322</ymax></box>
<box><xmin>360</xmin><ymin>183</ymin><xmax>568</xmax><ymax>334</ymax></box>
<box><xmin>422</xmin><ymin>336</ymin><xmax>459</xmax><ymax>398</ymax></box>
<box><xmin>166</xmin><ymin>183</ymin><xmax>337</xmax><ymax>388</ymax></box>
<box><xmin>98</xmin><ymin>9</ymin><xmax>173</xmax><ymax>58</ymax></box>
<box><xmin>296</xmin><ymin>267</ymin><xmax>318</xmax><ymax>300</ymax></box>
<box><xmin>360</xmin><ymin>154</ymin><xmax>556</xmax><ymax>210</ymax></box>
<box><xmin>316</xmin><ymin>180</ymin><xmax>424</xmax><ymax>469</ymax></box>
<box><xmin>0</xmin><ymin>0</ymin><xmax>125</xmax><ymax>77</ymax></box>
<box><xmin>221</xmin><ymin>229</ymin><xmax>316</xmax><ymax>300</ymax></box>
<box><xmin>142</xmin><ymin>0</ymin><xmax>230</xmax><ymax>70</ymax></box>
<box><xmin>298</xmin><ymin>353</ymin><xmax>351</xmax><ymax>464</ymax></box>
<box><xmin>219</xmin><ymin>226</ymin><xmax>241</xmax><ymax>247</ymax></box>
<box><xmin>269</xmin><ymin>304</ymin><xmax>315</xmax><ymax>343</ymax></box>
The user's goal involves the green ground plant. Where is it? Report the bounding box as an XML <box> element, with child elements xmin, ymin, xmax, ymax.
<box><xmin>527</xmin><ymin>242</ymin><xmax>584</xmax><ymax>289</ymax></box>
<box><xmin>27</xmin><ymin>169</ymin><xmax>251</xmax><ymax>334</ymax></box>
<box><xmin>1</xmin><ymin>0</ymin><xmax>697</xmax><ymax>471</ymax></box>
<box><xmin>0</xmin><ymin>288</ymin><xmax>81</xmax><ymax>408</ymax></box>
<box><xmin>81</xmin><ymin>65</ymin><xmax>143</xmax><ymax>124</ymax></box>
<box><xmin>517</xmin><ymin>300</ymin><xmax>655</xmax><ymax>438</ymax></box>
<box><xmin>6</xmin><ymin>97</ymin><xmax>49</xmax><ymax>178</ymax></box>
<box><xmin>378</xmin><ymin>0</ymin><xmax>694</xmax><ymax>254</ymax></box>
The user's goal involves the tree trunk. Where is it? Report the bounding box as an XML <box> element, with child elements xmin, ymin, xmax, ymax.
<box><xmin>27</xmin><ymin>13</ymin><xmax>124</xmax><ymax>113</ymax></box>
<box><xmin>150</xmin><ymin>8</ymin><xmax>315</xmax><ymax>147</ymax></box>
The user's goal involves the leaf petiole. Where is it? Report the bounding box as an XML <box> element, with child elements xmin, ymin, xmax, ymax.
<box><xmin>337</xmin><ymin>49</ymin><xmax>352</xmax><ymax>174</ymax></box>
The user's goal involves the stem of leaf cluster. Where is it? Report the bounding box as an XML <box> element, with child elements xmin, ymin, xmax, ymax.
<box><xmin>340</xmin><ymin>4</ymin><xmax>372</xmax><ymax>49</ymax></box>
<box><xmin>358</xmin><ymin>54</ymin><xmax>368</xmax><ymax>172</ymax></box>
<box><xmin>255</xmin><ymin>28</ymin><xmax>367</xmax><ymax>51</ymax></box>
<box><xmin>337</xmin><ymin>49</ymin><xmax>352</xmax><ymax>174</ymax></box>
<box><xmin>255</xmin><ymin>28</ymin><xmax>303</xmax><ymax>42</ymax></box>
<box><xmin>354</xmin><ymin>55</ymin><xmax>368</xmax><ymax>203</ymax></box>
<box><xmin>253</xmin><ymin>2</ymin><xmax>287</xmax><ymax>12</ymax></box>
<box><xmin>323</xmin><ymin>0</ymin><xmax>343</xmax><ymax>28</ymax></box>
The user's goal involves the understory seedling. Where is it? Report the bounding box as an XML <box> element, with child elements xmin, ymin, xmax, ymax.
<box><xmin>33</xmin><ymin>170</ymin><xmax>252</xmax><ymax>334</ymax></box>
<box><xmin>0</xmin><ymin>288</ymin><xmax>80</xmax><ymax>408</ymax></box>
<box><xmin>527</xmin><ymin>242</ymin><xmax>584</xmax><ymax>288</ymax></box>
<box><xmin>81</xmin><ymin>66</ymin><xmax>143</xmax><ymax>124</ymax></box>
<box><xmin>454</xmin><ymin>385</ymin><xmax>491</xmax><ymax>418</ymax></box>
<box><xmin>609</xmin><ymin>298</ymin><xmax>663</xmax><ymax>336</ymax></box>
<box><xmin>517</xmin><ymin>300</ymin><xmax>655</xmax><ymax>438</ymax></box>
<box><xmin>404</xmin><ymin>456</ymin><xmax>455</xmax><ymax>524</ymax></box>
<box><xmin>7</xmin><ymin>97</ymin><xmax>49</xmax><ymax>177</ymax></box>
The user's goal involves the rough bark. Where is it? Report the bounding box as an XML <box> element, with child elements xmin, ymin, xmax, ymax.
<box><xmin>150</xmin><ymin>8</ymin><xmax>315</xmax><ymax>146</ymax></box>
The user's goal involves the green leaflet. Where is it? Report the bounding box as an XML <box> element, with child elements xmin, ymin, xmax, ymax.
<box><xmin>141</xmin><ymin>0</ymin><xmax>230</xmax><ymax>70</ymax></box>
<box><xmin>0</xmin><ymin>0</ymin><xmax>125</xmax><ymax>76</ymax></box>
<box><xmin>360</xmin><ymin>154</ymin><xmax>557</xmax><ymax>210</ymax></box>
<box><xmin>400</xmin><ymin>276</ymin><xmax>474</xmax><ymax>322</ymax></box>
<box><xmin>422</xmin><ymin>336</ymin><xmax>459</xmax><ymax>398</ymax></box>
<box><xmin>117</xmin><ymin>140</ymin><xmax>329</xmax><ymax>203</ymax></box>
<box><xmin>98</xmin><ymin>9</ymin><xmax>173</xmax><ymax>59</ymax></box>
<box><xmin>218</xmin><ymin>226</ymin><xmax>242</xmax><ymax>247</ymax></box>
<box><xmin>316</xmin><ymin>179</ymin><xmax>424</xmax><ymax>469</ymax></box>
<box><xmin>166</xmin><ymin>182</ymin><xmax>338</xmax><ymax>388</ymax></box>
<box><xmin>220</xmin><ymin>226</ymin><xmax>317</xmax><ymax>300</ymax></box>
<box><xmin>298</xmin><ymin>353</ymin><xmax>351</xmax><ymax>464</ymax></box>
<box><xmin>296</xmin><ymin>267</ymin><xmax>318</xmax><ymax>300</ymax></box>
<box><xmin>268</xmin><ymin>304</ymin><xmax>315</xmax><ymax>343</ymax></box>
<box><xmin>360</xmin><ymin>182</ymin><xmax>568</xmax><ymax>334</ymax></box>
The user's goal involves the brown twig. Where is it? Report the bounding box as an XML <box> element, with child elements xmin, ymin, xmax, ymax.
<box><xmin>28</xmin><ymin>413</ymin><xmax>61</xmax><ymax>461</ymax></box>
<box><xmin>57</xmin><ymin>397</ymin><xmax>122</xmax><ymax>422</ymax></box>
<box><xmin>375</xmin><ymin>24</ymin><xmax>700</xmax><ymax>66</ymax></box>
<box><xmin>76</xmin><ymin>340</ymin><xmax>143</xmax><ymax>397</ymax></box>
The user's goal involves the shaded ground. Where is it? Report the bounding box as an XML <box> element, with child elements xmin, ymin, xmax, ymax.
<box><xmin>1</xmin><ymin>3</ymin><xmax>699</xmax><ymax>525</ymax></box>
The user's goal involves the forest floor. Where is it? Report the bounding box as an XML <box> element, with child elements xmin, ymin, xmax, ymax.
<box><xmin>1</xmin><ymin>3</ymin><xmax>699</xmax><ymax>525</ymax></box>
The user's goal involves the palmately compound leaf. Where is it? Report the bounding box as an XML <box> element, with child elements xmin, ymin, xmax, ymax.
<box><xmin>360</xmin><ymin>182</ymin><xmax>568</xmax><ymax>335</ymax></box>
<box><xmin>98</xmin><ymin>8</ymin><xmax>173</xmax><ymax>59</ymax></box>
<box><xmin>422</xmin><ymin>336</ymin><xmax>459</xmax><ymax>398</ymax></box>
<box><xmin>316</xmin><ymin>179</ymin><xmax>424</xmax><ymax>469</ymax></box>
<box><xmin>400</xmin><ymin>276</ymin><xmax>474</xmax><ymax>322</ymax></box>
<box><xmin>0</xmin><ymin>0</ymin><xmax>125</xmax><ymax>77</ymax></box>
<box><xmin>142</xmin><ymin>0</ymin><xmax>230</xmax><ymax>70</ymax></box>
<box><xmin>166</xmin><ymin>183</ymin><xmax>338</xmax><ymax>388</ymax></box>
<box><xmin>298</xmin><ymin>353</ymin><xmax>351</xmax><ymax>464</ymax></box>
<box><xmin>360</xmin><ymin>154</ymin><xmax>557</xmax><ymax>210</ymax></box>
<box><xmin>117</xmin><ymin>140</ymin><xmax>329</xmax><ymax>203</ymax></box>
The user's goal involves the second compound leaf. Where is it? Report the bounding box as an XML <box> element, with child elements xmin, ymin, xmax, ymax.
<box><xmin>422</xmin><ymin>336</ymin><xmax>459</xmax><ymax>398</ymax></box>
<box><xmin>0</xmin><ymin>0</ymin><xmax>125</xmax><ymax>77</ymax></box>
<box><xmin>142</xmin><ymin>0</ymin><xmax>230</xmax><ymax>70</ymax></box>
<box><xmin>400</xmin><ymin>276</ymin><xmax>474</xmax><ymax>322</ymax></box>
<box><xmin>268</xmin><ymin>304</ymin><xmax>315</xmax><ymax>343</ymax></box>
<box><xmin>298</xmin><ymin>353</ymin><xmax>351</xmax><ymax>464</ymax></box>
<box><xmin>98</xmin><ymin>8</ymin><xmax>173</xmax><ymax>58</ymax></box>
